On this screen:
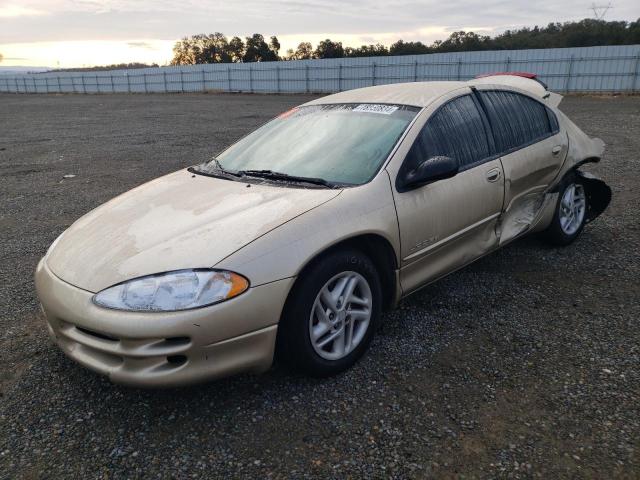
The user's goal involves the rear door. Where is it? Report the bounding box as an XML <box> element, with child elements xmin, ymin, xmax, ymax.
<box><xmin>475</xmin><ymin>88</ymin><xmax>567</xmax><ymax>242</ymax></box>
<box><xmin>386</xmin><ymin>90</ymin><xmax>505</xmax><ymax>294</ymax></box>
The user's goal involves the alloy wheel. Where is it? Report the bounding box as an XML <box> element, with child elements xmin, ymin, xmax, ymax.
<box><xmin>309</xmin><ymin>271</ymin><xmax>372</xmax><ymax>361</ymax></box>
<box><xmin>559</xmin><ymin>183</ymin><xmax>586</xmax><ymax>235</ymax></box>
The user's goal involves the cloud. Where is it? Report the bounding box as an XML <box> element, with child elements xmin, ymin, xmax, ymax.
<box><xmin>3</xmin><ymin>0</ymin><xmax>637</xmax><ymax>44</ymax></box>
<box><xmin>0</xmin><ymin>39</ymin><xmax>175</xmax><ymax>67</ymax></box>
<box><xmin>0</xmin><ymin>0</ymin><xmax>637</xmax><ymax>66</ymax></box>
<box><xmin>0</xmin><ymin>4</ymin><xmax>48</xmax><ymax>17</ymax></box>
<box><xmin>127</xmin><ymin>41</ymin><xmax>155</xmax><ymax>50</ymax></box>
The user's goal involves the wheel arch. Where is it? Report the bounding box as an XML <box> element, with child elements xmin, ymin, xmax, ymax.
<box><xmin>550</xmin><ymin>163</ymin><xmax>611</xmax><ymax>223</ymax></box>
<box><xmin>573</xmin><ymin>168</ymin><xmax>612</xmax><ymax>222</ymax></box>
<box><xmin>287</xmin><ymin>233</ymin><xmax>399</xmax><ymax>313</ymax></box>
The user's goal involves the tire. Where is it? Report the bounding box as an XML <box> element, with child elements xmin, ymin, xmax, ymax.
<box><xmin>541</xmin><ymin>172</ymin><xmax>588</xmax><ymax>246</ymax></box>
<box><xmin>277</xmin><ymin>248</ymin><xmax>382</xmax><ymax>377</ymax></box>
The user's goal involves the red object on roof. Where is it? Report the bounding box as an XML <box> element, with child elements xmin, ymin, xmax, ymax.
<box><xmin>475</xmin><ymin>71</ymin><xmax>538</xmax><ymax>79</ymax></box>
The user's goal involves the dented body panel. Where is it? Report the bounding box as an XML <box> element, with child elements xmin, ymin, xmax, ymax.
<box><xmin>36</xmin><ymin>77</ymin><xmax>611</xmax><ymax>386</ymax></box>
<box><xmin>519</xmin><ymin>109</ymin><xmax>608</xmax><ymax>235</ymax></box>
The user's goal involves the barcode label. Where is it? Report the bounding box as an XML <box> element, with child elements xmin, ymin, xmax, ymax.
<box><xmin>353</xmin><ymin>104</ymin><xmax>399</xmax><ymax>115</ymax></box>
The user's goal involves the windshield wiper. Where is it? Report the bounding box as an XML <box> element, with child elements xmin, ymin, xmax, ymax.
<box><xmin>237</xmin><ymin>169</ymin><xmax>337</xmax><ymax>188</ymax></box>
<box><xmin>211</xmin><ymin>158</ymin><xmax>243</xmax><ymax>177</ymax></box>
<box><xmin>191</xmin><ymin>157</ymin><xmax>242</xmax><ymax>178</ymax></box>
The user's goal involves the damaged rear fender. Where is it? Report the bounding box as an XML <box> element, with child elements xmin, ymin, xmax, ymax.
<box><xmin>516</xmin><ymin>168</ymin><xmax>611</xmax><ymax>238</ymax></box>
<box><xmin>575</xmin><ymin>170</ymin><xmax>612</xmax><ymax>222</ymax></box>
<box><xmin>534</xmin><ymin>168</ymin><xmax>612</xmax><ymax>232</ymax></box>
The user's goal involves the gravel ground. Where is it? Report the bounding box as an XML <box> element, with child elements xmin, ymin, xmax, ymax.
<box><xmin>0</xmin><ymin>93</ymin><xmax>638</xmax><ymax>479</ymax></box>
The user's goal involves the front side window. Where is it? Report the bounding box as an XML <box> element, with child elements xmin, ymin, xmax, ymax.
<box><xmin>478</xmin><ymin>90</ymin><xmax>554</xmax><ymax>153</ymax></box>
<box><xmin>195</xmin><ymin>103</ymin><xmax>419</xmax><ymax>186</ymax></box>
<box><xmin>402</xmin><ymin>94</ymin><xmax>491</xmax><ymax>175</ymax></box>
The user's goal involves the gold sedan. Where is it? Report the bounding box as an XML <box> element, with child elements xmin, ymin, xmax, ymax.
<box><xmin>36</xmin><ymin>74</ymin><xmax>611</xmax><ymax>387</ymax></box>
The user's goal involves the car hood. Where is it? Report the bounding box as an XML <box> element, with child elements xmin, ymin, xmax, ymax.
<box><xmin>46</xmin><ymin>169</ymin><xmax>341</xmax><ymax>292</ymax></box>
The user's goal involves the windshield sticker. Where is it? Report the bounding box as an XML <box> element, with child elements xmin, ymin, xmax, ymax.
<box><xmin>353</xmin><ymin>104</ymin><xmax>399</xmax><ymax>115</ymax></box>
<box><xmin>277</xmin><ymin>107</ymin><xmax>299</xmax><ymax>119</ymax></box>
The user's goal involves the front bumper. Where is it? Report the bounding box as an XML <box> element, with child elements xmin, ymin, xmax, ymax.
<box><xmin>35</xmin><ymin>259</ymin><xmax>295</xmax><ymax>387</ymax></box>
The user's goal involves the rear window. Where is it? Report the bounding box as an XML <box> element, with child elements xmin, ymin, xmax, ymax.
<box><xmin>478</xmin><ymin>90</ymin><xmax>555</xmax><ymax>154</ymax></box>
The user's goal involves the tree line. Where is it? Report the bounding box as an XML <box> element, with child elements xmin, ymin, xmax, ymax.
<box><xmin>171</xmin><ymin>18</ymin><xmax>640</xmax><ymax>65</ymax></box>
<box><xmin>50</xmin><ymin>62</ymin><xmax>160</xmax><ymax>72</ymax></box>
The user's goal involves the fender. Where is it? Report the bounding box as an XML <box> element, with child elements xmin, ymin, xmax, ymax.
<box><xmin>575</xmin><ymin>170</ymin><xmax>612</xmax><ymax>222</ymax></box>
<box><xmin>530</xmin><ymin>168</ymin><xmax>611</xmax><ymax>234</ymax></box>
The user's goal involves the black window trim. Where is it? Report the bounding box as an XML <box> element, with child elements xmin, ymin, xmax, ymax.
<box><xmin>472</xmin><ymin>88</ymin><xmax>561</xmax><ymax>159</ymax></box>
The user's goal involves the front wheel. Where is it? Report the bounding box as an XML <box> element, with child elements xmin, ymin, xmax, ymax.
<box><xmin>541</xmin><ymin>173</ymin><xmax>588</xmax><ymax>246</ymax></box>
<box><xmin>277</xmin><ymin>249</ymin><xmax>382</xmax><ymax>377</ymax></box>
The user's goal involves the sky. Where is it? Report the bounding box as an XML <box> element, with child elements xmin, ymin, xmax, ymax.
<box><xmin>0</xmin><ymin>0</ymin><xmax>638</xmax><ymax>68</ymax></box>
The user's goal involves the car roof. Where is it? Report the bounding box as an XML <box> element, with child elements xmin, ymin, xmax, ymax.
<box><xmin>303</xmin><ymin>75</ymin><xmax>552</xmax><ymax>108</ymax></box>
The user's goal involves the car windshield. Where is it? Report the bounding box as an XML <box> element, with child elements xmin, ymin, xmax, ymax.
<box><xmin>195</xmin><ymin>103</ymin><xmax>419</xmax><ymax>186</ymax></box>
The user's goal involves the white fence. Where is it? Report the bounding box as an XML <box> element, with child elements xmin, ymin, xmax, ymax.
<box><xmin>1</xmin><ymin>44</ymin><xmax>639</xmax><ymax>94</ymax></box>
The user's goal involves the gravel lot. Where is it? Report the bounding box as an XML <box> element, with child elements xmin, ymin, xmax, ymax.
<box><xmin>0</xmin><ymin>92</ymin><xmax>638</xmax><ymax>479</ymax></box>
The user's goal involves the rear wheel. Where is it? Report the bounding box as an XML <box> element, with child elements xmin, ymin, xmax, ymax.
<box><xmin>542</xmin><ymin>173</ymin><xmax>587</xmax><ymax>246</ymax></box>
<box><xmin>277</xmin><ymin>249</ymin><xmax>382</xmax><ymax>377</ymax></box>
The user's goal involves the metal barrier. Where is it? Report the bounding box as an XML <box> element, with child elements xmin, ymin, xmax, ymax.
<box><xmin>1</xmin><ymin>44</ymin><xmax>639</xmax><ymax>94</ymax></box>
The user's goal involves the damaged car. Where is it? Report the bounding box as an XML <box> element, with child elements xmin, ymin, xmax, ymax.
<box><xmin>36</xmin><ymin>73</ymin><xmax>611</xmax><ymax>387</ymax></box>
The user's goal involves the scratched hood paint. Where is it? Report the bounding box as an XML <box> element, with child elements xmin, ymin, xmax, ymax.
<box><xmin>46</xmin><ymin>169</ymin><xmax>341</xmax><ymax>292</ymax></box>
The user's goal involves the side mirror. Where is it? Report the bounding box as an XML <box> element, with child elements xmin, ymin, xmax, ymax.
<box><xmin>398</xmin><ymin>156</ymin><xmax>459</xmax><ymax>192</ymax></box>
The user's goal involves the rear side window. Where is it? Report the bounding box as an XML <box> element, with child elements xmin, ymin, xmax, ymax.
<box><xmin>478</xmin><ymin>90</ymin><xmax>555</xmax><ymax>153</ymax></box>
<box><xmin>547</xmin><ymin>107</ymin><xmax>559</xmax><ymax>132</ymax></box>
<box><xmin>404</xmin><ymin>94</ymin><xmax>491</xmax><ymax>173</ymax></box>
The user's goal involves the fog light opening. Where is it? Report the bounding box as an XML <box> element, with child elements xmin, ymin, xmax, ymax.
<box><xmin>164</xmin><ymin>336</ymin><xmax>190</xmax><ymax>346</ymax></box>
<box><xmin>166</xmin><ymin>355</ymin><xmax>187</xmax><ymax>366</ymax></box>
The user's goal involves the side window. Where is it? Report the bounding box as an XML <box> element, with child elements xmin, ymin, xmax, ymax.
<box><xmin>478</xmin><ymin>90</ymin><xmax>554</xmax><ymax>153</ymax></box>
<box><xmin>404</xmin><ymin>95</ymin><xmax>491</xmax><ymax>173</ymax></box>
<box><xmin>547</xmin><ymin>107</ymin><xmax>559</xmax><ymax>133</ymax></box>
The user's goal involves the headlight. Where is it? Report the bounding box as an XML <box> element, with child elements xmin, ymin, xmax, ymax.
<box><xmin>92</xmin><ymin>269</ymin><xmax>249</xmax><ymax>312</ymax></box>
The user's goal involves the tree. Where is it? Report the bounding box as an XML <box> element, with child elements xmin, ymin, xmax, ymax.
<box><xmin>170</xmin><ymin>33</ymin><xmax>233</xmax><ymax>65</ymax></box>
<box><xmin>269</xmin><ymin>36</ymin><xmax>281</xmax><ymax>57</ymax></box>
<box><xmin>314</xmin><ymin>39</ymin><xmax>344</xmax><ymax>59</ymax></box>
<box><xmin>243</xmin><ymin>34</ymin><xmax>279</xmax><ymax>62</ymax></box>
<box><xmin>168</xmin><ymin>20</ymin><xmax>640</xmax><ymax>65</ymax></box>
<box><xmin>629</xmin><ymin>18</ymin><xmax>640</xmax><ymax>44</ymax></box>
<box><xmin>228</xmin><ymin>36</ymin><xmax>245</xmax><ymax>62</ymax></box>
<box><xmin>286</xmin><ymin>42</ymin><xmax>314</xmax><ymax>60</ymax></box>
<box><xmin>52</xmin><ymin>63</ymin><xmax>159</xmax><ymax>72</ymax></box>
<box><xmin>389</xmin><ymin>40</ymin><xmax>430</xmax><ymax>56</ymax></box>
<box><xmin>345</xmin><ymin>44</ymin><xmax>389</xmax><ymax>57</ymax></box>
<box><xmin>434</xmin><ymin>31</ymin><xmax>491</xmax><ymax>52</ymax></box>
<box><xmin>201</xmin><ymin>32</ymin><xmax>233</xmax><ymax>63</ymax></box>
<box><xmin>171</xmin><ymin>37</ymin><xmax>197</xmax><ymax>65</ymax></box>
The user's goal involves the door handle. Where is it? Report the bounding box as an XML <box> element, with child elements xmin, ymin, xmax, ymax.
<box><xmin>552</xmin><ymin>145</ymin><xmax>562</xmax><ymax>155</ymax></box>
<box><xmin>486</xmin><ymin>168</ymin><xmax>501</xmax><ymax>182</ymax></box>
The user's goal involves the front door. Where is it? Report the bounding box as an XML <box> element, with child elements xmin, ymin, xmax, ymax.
<box><xmin>386</xmin><ymin>91</ymin><xmax>505</xmax><ymax>294</ymax></box>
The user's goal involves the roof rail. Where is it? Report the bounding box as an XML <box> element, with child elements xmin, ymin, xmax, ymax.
<box><xmin>474</xmin><ymin>72</ymin><xmax>548</xmax><ymax>89</ymax></box>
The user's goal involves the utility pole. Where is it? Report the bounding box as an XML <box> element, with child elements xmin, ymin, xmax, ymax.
<box><xmin>590</xmin><ymin>2</ymin><xmax>613</xmax><ymax>20</ymax></box>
